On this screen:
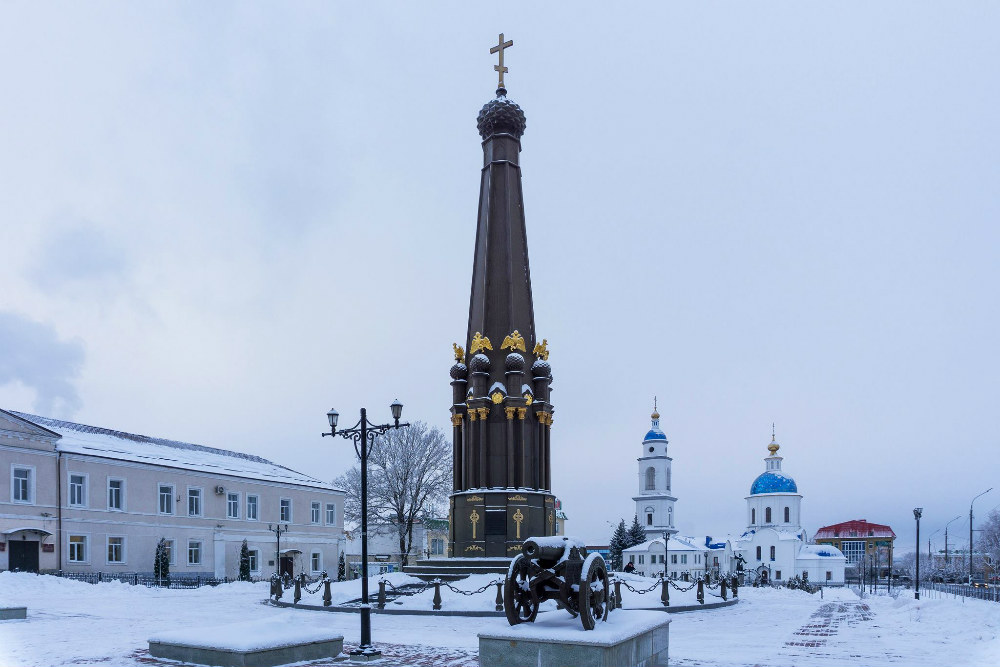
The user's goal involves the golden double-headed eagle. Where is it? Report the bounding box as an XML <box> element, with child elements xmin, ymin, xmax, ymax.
<box><xmin>501</xmin><ymin>330</ymin><xmax>526</xmax><ymax>352</ymax></box>
<box><xmin>470</xmin><ymin>332</ymin><xmax>493</xmax><ymax>355</ymax></box>
<box><xmin>453</xmin><ymin>343</ymin><xmax>465</xmax><ymax>363</ymax></box>
<box><xmin>533</xmin><ymin>338</ymin><xmax>549</xmax><ymax>360</ymax></box>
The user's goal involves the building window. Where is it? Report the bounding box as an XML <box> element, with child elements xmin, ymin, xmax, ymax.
<box><xmin>280</xmin><ymin>498</ymin><xmax>292</xmax><ymax>522</ymax></box>
<box><xmin>108</xmin><ymin>479</ymin><xmax>124</xmax><ymax>511</ymax></box>
<box><xmin>431</xmin><ymin>538</ymin><xmax>445</xmax><ymax>555</ymax></box>
<box><xmin>311</xmin><ymin>501</ymin><xmax>321</xmax><ymax>524</ymax></box>
<box><xmin>326</xmin><ymin>503</ymin><xmax>336</xmax><ymax>525</ymax></box>
<box><xmin>227</xmin><ymin>492</ymin><xmax>239</xmax><ymax>519</ymax></box>
<box><xmin>826</xmin><ymin>570</ymin><xmax>832</xmax><ymax>581</ymax></box>
<box><xmin>756</xmin><ymin>546</ymin><xmax>762</xmax><ymax>560</ymax></box>
<box><xmin>765</xmin><ymin>507</ymin><xmax>772</xmax><ymax>523</ymax></box>
<box><xmin>639</xmin><ymin>555</ymin><xmax>644</xmax><ymax>565</ymax></box>
<box><xmin>188</xmin><ymin>488</ymin><xmax>202</xmax><ymax>517</ymax></box>
<box><xmin>784</xmin><ymin>506</ymin><xmax>790</xmax><ymax>523</ymax></box>
<box><xmin>69</xmin><ymin>535</ymin><xmax>87</xmax><ymax>562</ymax></box>
<box><xmin>681</xmin><ymin>554</ymin><xmax>688</xmax><ymax>564</ymax></box>
<box><xmin>770</xmin><ymin>546</ymin><xmax>776</xmax><ymax>561</ymax></box>
<box><xmin>646</xmin><ymin>513</ymin><xmax>653</xmax><ymax>526</ymax></box>
<box><xmin>751</xmin><ymin>508</ymin><xmax>756</xmax><ymax>524</ymax></box>
<box><xmin>188</xmin><ymin>541</ymin><xmax>202</xmax><ymax>565</ymax></box>
<box><xmin>249</xmin><ymin>549</ymin><xmax>260</xmax><ymax>573</ymax></box>
<box><xmin>645</xmin><ymin>467</ymin><xmax>655</xmax><ymax>490</ymax></box>
<box><xmin>311</xmin><ymin>552</ymin><xmax>322</xmax><ymax>572</ymax></box>
<box><xmin>163</xmin><ymin>539</ymin><xmax>175</xmax><ymax>564</ymax></box>
<box><xmin>159</xmin><ymin>485</ymin><xmax>174</xmax><ymax>514</ymax></box>
<box><xmin>713</xmin><ymin>556</ymin><xmax>719</xmax><ymax>566</ymax></box>
<box><xmin>69</xmin><ymin>473</ymin><xmax>87</xmax><ymax>507</ymax></box>
<box><xmin>669</xmin><ymin>554</ymin><xmax>676</xmax><ymax>564</ymax></box>
<box><xmin>775</xmin><ymin>570</ymin><xmax>782</xmax><ymax>580</ymax></box>
<box><xmin>841</xmin><ymin>540</ymin><xmax>865</xmax><ymax>564</ymax></box>
<box><xmin>247</xmin><ymin>495</ymin><xmax>259</xmax><ymax>521</ymax></box>
<box><xmin>107</xmin><ymin>536</ymin><xmax>124</xmax><ymax>564</ymax></box>
<box><xmin>12</xmin><ymin>466</ymin><xmax>34</xmax><ymax>504</ymax></box>
<box><xmin>629</xmin><ymin>555</ymin><xmax>635</xmax><ymax>564</ymax></box>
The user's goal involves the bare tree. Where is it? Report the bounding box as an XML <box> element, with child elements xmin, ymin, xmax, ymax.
<box><xmin>980</xmin><ymin>509</ymin><xmax>1000</xmax><ymax>579</ymax></box>
<box><xmin>334</xmin><ymin>421</ymin><xmax>451</xmax><ymax>566</ymax></box>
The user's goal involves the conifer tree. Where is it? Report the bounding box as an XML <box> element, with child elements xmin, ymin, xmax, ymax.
<box><xmin>608</xmin><ymin>519</ymin><xmax>629</xmax><ymax>570</ymax></box>
<box><xmin>238</xmin><ymin>539</ymin><xmax>251</xmax><ymax>581</ymax></box>
<box><xmin>627</xmin><ymin>515</ymin><xmax>647</xmax><ymax>548</ymax></box>
<box><xmin>154</xmin><ymin>538</ymin><xmax>170</xmax><ymax>585</ymax></box>
<box><xmin>338</xmin><ymin>553</ymin><xmax>346</xmax><ymax>581</ymax></box>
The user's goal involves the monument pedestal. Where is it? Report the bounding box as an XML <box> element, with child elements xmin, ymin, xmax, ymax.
<box><xmin>479</xmin><ymin>611</ymin><xmax>669</xmax><ymax>667</ymax></box>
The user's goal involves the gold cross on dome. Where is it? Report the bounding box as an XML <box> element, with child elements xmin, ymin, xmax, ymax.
<box><xmin>490</xmin><ymin>33</ymin><xmax>514</xmax><ymax>89</ymax></box>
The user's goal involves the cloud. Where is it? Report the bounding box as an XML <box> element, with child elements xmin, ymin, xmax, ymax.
<box><xmin>0</xmin><ymin>312</ymin><xmax>84</xmax><ymax>417</ymax></box>
<box><xmin>28</xmin><ymin>220</ymin><xmax>129</xmax><ymax>295</ymax></box>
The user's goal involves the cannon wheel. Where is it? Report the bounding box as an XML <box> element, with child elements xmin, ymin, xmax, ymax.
<box><xmin>504</xmin><ymin>554</ymin><xmax>539</xmax><ymax>625</ymax></box>
<box><xmin>578</xmin><ymin>553</ymin><xmax>610</xmax><ymax>631</ymax></box>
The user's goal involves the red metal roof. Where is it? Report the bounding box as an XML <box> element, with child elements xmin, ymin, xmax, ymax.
<box><xmin>814</xmin><ymin>519</ymin><xmax>896</xmax><ymax>540</ymax></box>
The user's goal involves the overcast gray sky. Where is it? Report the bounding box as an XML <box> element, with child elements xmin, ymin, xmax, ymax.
<box><xmin>2</xmin><ymin>2</ymin><xmax>997</xmax><ymax>554</ymax></box>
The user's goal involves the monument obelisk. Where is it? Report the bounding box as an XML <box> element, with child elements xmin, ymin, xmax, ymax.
<box><xmin>448</xmin><ymin>34</ymin><xmax>556</xmax><ymax>559</ymax></box>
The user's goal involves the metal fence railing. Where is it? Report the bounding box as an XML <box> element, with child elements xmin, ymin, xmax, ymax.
<box><xmin>926</xmin><ymin>581</ymin><xmax>1000</xmax><ymax>602</ymax></box>
<box><xmin>53</xmin><ymin>571</ymin><xmax>264</xmax><ymax>589</ymax></box>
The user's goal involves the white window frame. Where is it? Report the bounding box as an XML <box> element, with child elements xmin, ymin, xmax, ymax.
<box><xmin>187</xmin><ymin>487</ymin><xmax>203</xmax><ymax>517</ymax></box>
<box><xmin>431</xmin><ymin>537</ymin><xmax>444</xmax><ymax>555</ymax></box>
<box><xmin>11</xmin><ymin>464</ymin><xmax>35</xmax><ymax>504</ymax></box>
<box><xmin>68</xmin><ymin>472</ymin><xmax>88</xmax><ymax>508</ymax></box>
<box><xmin>280</xmin><ymin>497</ymin><xmax>292</xmax><ymax>523</ymax></box>
<box><xmin>246</xmin><ymin>494</ymin><xmax>259</xmax><ymax>521</ymax></box>
<box><xmin>227</xmin><ymin>492</ymin><xmax>240</xmax><ymax>519</ymax></box>
<box><xmin>311</xmin><ymin>501</ymin><xmax>321</xmax><ymax>524</ymax></box>
<box><xmin>325</xmin><ymin>502</ymin><xmax>336</xmax><ymax>525</ymax></box>
<box><xmin>163</xmin><ymin>538</ymin><xmax>176</xmax><ymax>565</ymax></box>
<box><xmin>107</xmin><ymin>477</ymin><xmax>125</xmax><ymax>511</ymax></box>
<box><xmin>158</xmin><ymin>483</ymin><xmax>175</xmax><ymax>515</ymax></box>
<box><xmin>248</xmin><ymin>549</ymin><xmax>260</xmax><ymax>573</ymax></box>
<box><xmin>68</xmin><ymin>534</ymin><xmax>89</xmax><ymax>563</ymax></box>
<box><xmin>311</xmin><ymin>551</ymin><xmax>322</xmax><ymax>573</ymax></box>
<box><xmin>106</xmin><ymin>535</ymin><xmax>126</xmax><ymax>564</ymax></box>
<box><xmin>188</xmin><ymin>540</ymin><xmax>202</xmax><ymax>566</ymax></box>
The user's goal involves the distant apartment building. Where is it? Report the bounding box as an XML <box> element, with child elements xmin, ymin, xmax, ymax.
<box><xmin>0</xmin><ymin>409</ymin><xmax>344</xmax><ymax>579</ymax></box>
<box><xmin>813</xmin><ymin>519</ymin><xmax>895</xmax><ymax>573</ymax></box>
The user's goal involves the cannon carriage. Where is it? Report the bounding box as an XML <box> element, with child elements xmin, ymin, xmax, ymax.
<box><xmin>503</xmin><ymin>536</ymin><xmax>611</xmax><ymax>630</ymax></box>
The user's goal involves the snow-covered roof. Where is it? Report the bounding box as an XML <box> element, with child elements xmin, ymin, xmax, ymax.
<box><xmin>813</xmin><ymin>519</ymin><xmax>896</xmax><ymax>540</ymax></box>
<box><xmin>11</xmin><ymin>411</ymin><xmax>340</xmax><ymax>492</ymax></box>
<box><xmin>798</xmin><ymin>544</ymin><xmax>846</xmax><ymax>560</ymax></box>
<box><xmin>623</xmin><ymin>535</ymin><xmax>703</xmax><ymax>553</ymax></box>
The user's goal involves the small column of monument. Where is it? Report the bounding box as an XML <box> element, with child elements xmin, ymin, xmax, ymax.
<box><xmin>448</xmin><ymin>35</ymin><xmax>556</xmax><ymax>560</ymax></box>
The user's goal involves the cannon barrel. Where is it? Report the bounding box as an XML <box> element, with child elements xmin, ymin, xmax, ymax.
<box><xmin>521</xmin><ymin>537</ymin><xmax>587</xmax><ymax>564</ymax></box>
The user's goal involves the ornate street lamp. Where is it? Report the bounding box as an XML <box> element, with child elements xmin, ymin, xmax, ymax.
<box><xmin>913</xmin><ymin>508</ymin><xmax>922</xmax><ymax>600</ymax></box>
<box><xmin>969</xmin><ymin>488</ymin><xmax>992</xmax><ymax>584</ymax></box>
<box><xmin>944</xmin><ymin>515</ymin><xmax>962</xmax><ymax>565</ymax></box>
<box><xmin>322</xmin><ymin>401</ymin><xmax>409</xmax><ymax>660</ymax></box>
<box><xmin>267</xmin><ymin>523</ymin><xmax>289</xmax><ymax>578</ymax></box>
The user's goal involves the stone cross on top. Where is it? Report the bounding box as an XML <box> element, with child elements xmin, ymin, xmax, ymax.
<box><xmin>490</xmin><ymin>33</ymin><xmax>513</xmax><ymax>90</ymax></box>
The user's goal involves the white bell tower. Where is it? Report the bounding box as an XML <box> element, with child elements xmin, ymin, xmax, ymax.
<box><xmin>632</xmin><ymin>401</ymin><xmax>678</xmax><ymax>542</ymax></box>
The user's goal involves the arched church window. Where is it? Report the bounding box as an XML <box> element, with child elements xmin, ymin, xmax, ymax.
<box><xmin>756</xmin><ymin>546</ymin><xmax>761</xmax><ymax>560</ymax></box>
<box><xmin>646</xmin><ymin>513</ymin><xmax>653</xmax><ymax>526</ymax></box>
<box><xmin>769</xmin><ymin>546</ymin><xmax>775</xmax><ymax>560</ymax></box>
<box><xmin>645</xmin><ymin>467</ymin><xmax>655</xmax><ymax>490</ymax></box>
<box><xmin>784</xmin><ymin>507</ymin><xmax>790</xmax><ymax>523</ymax></box>
<box><xmin>751</xmin><ymin>508</ymin><xmax>756</xmax><ymax>524</ymax></box>
<box><xmin>765</xmin><ymin>507</ymin><xmax>772</xmax><ymax>523</ymax></box>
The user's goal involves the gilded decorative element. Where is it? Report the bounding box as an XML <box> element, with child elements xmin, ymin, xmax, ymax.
<box><xmin>548</xmin><ymin>510</ymin><xmax>554</xmax><ymax>528</ymax></box>
<box><xmin>465</xmin><ymin>544</ymin><xmax>485</xmax><ymax>552</ymax></box>
<box><xmin>507</xmin><ymin>544</ymin><xmax>522</xmax><ymax>552</ymax></box>
<box><xmin>507</xmin><ymin>494</ymin><xmax>527</xmax><ymax>501</ymax></box>
<box><xmin>470</xmin><ymin>509</ymin><xmax>480</xmax><ymax>539</ymax></box>
<box><xmin>470</xmin><ymin>332</ymin><xmax>493</xmax><ymax>354</ymax></box>
<box><xmin>513</xmin><ymin>508</ymin><xmax>524</xmax><ymax>539</ymax></box>
<box><xmin>523</xmin><ymin>393</ymin><xmax>533</xmax><ymax>405</ymax></box>
<box><xmin>466</xmin><ymin>495</ymin><xmax>484</xmax><ymax>502</ymax></box>
<box><xmin>450</xmin><ymin>414</ymin><xmax>464</xmax><ymax>427</ymax></box>
<box><xmin>504</xmin><ymin>407</ymin><xmax>517</xmax><ymax>420</ymax></box>
<box><xmin>532</xmin><ymin>338</ymin><xmax>550</xmax><ymax>360</ymax></box>
<box><xmin>536</xmin><ymin>411</ymin><xmax>552</xmax><ymax>425</ymax></box>
<box><xmin>516</xmin><ymin>407</ymin><xmax>527</xmax><ymax>420</ymax></box>
<box><xmin>501</xmin><ymin>330</ymin><xmax>526</xmax><ymax>352</ymax></box>
<box><xmin>491</xmin><ymin>390</ymin><xmax>505</xmax><ymax>404</ymax></box>
<box><xmin>469</xmin><ymin>410</ymin><xmax>478</xmax><ymax>422</ymax></box>
<box><xmin>453</xmin><ymin>343</ymin><xmax>465</xmax><ymax>363</ymax></box>
<box><xmin>476</xmin><ymin>407</ymin><xmax>489</xmax><ymax>419</ymax></box>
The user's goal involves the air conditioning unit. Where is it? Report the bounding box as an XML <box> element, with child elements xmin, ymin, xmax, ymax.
<box><xmin>214</xmin><ymin>485</ymin><xmax>225</xmax><ymax>495</ymax></box>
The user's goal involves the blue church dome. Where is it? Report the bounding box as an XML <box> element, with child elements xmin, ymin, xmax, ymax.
<box><xmin>644</xmin><ymin>429</ymin><xmax>667</xmax><ymax>442</ymax></box>
<box><xmin>750</xmin><ymin>471</ymin><xmax>798</xmax><ymax>495</ymax></box>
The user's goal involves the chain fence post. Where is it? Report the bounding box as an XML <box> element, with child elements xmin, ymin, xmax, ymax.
<box><xmin>614</xmin><ymin>578</ymin><xmax>623</xmax><ymax>609</ymax></box>
<box><xmin>732</xmin><ymin>575</ymin><xmax>738</xmax><ymax>599</ymax></box>
<box><xmin>323</xmin><ymin>578</ymin><xmax>332</xmax><ymax>607</ymax></box>
<box><xmin>495</xmin><ymin>581</ymin><xmax>503</xmax><ymax>611</ymax></box>
<box><xmin>377</xmin><ymin>579</ymin><xmax>387</xmax><ymax>609</ymax></box>
<box><xmin>293</xmin><ymin>575</ymin><xmax>302</xmax><ymax>604</ymax></box>
<box><xmin>697</xmin><ymin>577</ymin><xmax>705</xmax><ymax>604</ymax></box>
<box><xmin>721</xmin><ymin>577</ymin><xmax>728</xmax><ymax>600</ymax></box>
<box><xmin>661</xmin><ymin>576</ymin><xmax>669</xmax><ymax>607</ymax></box>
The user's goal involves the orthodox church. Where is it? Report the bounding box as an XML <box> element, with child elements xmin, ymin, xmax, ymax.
<box><xmin>728</xmin><ymin>435</ymin><xmax>846</xmax><ymax>585</ymax></box>
<box><xmin>632</xmin><ymin>404</ymin><xmax>676</xmax><ymax>541</ymax></box>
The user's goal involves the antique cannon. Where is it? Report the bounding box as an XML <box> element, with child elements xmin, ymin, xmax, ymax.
<box><xmin>504</xmin><ymin>536</ymin><xmax>611</xmax><ymax>631</ymax></box>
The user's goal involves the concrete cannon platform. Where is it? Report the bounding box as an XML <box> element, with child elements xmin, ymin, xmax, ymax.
<box><xmin>479</xmin><ymin>610</ymin><xmax>669</xmax><ymax>667</ymax></box>
<box><xmin>0</xmin><ymin>607</ymin><xmax>27</xmax><ymax>620</ymax></box>
<box><xmin>148</xmin><ymin>617</ymin><xmax>343</xmax><ymax>667</ymax></box>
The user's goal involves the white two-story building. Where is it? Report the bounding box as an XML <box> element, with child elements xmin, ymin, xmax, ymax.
<box><xmin>0</xmin><ymin>409</ymin><xmax>344</xmax><ymax>580</ymax></box>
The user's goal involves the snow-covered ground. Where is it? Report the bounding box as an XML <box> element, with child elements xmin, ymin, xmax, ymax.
<box><xmin>1</xmin><ymin>572</ymin><xmax>998</xmax><ymax>666</ymax></box>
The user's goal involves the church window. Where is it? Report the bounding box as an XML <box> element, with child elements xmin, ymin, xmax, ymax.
<box><xmin>826</xmin><ymin>571</ymin><xmax>832</xmax><ymax>581</ymax></box>
<box><xmin>765</xmin><ymin>507</ymin><xmax>772</xmax><ymax>523</ymax></box>
<box><xmin>647</xmin><ymin>513</ymin><xmax>653</xmax><ymax>526</ymax></box>
<box><xmin>775</xmin><ymin>570</ymin><xmax>782</xmax><ymax>580</ymax></box>
<box><xmin>665</xmin><ymin>468</ymin><xmax>671</xmax><ymax>491</ymax></box>
<box><xmin>645</xmin><ymin>467</ymin><xmax>655</xmax><ymax>490</ymax></box>
<box><xmin>756</xmin><ymin>546</ymin><xmax>761</xmax><ymax>560</ymax></box>
<box><xmin>769</xmin><ymin>546</ymin><xmax>776</xmax><ymax>560</ymax></box>
<box><xmin>751</xmin><ymin>508</ymin><xmax>756</xmax><ymax>524</ymax></box>
<box><xmin>784</xmin><ymin>507</ymin><xmax>790</xmax><ymax>523</ymax></box>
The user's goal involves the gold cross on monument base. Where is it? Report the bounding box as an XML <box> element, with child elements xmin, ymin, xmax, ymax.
<box><xmin>490</xmin><ymin>33</ymin><xmax>513</xmax><ymax>90</ymax></box>
<box><xmin>513</xmin><ymin>508</ymin><xmax>524</xmax><ymax>539</ymax></box>
<box><xmin>470</xmin><ymin>509</ymin><xmax>480</xmax><ymax>540</ymax></box>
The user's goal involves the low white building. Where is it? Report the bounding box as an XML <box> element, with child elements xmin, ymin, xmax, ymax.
<box><xmin>623</xmin><ymin>535</ymin><xmax>707</xmax><ymax>581</ymax></box>
<box><xmin>0</xmin><ymin>409</ymin><xmax>344</xmax><ymax>579</ymax></box>
<box><xmin>730</xmin><ymin>436</ymin><xmax>846</xmax><ymax>585</ymax></box>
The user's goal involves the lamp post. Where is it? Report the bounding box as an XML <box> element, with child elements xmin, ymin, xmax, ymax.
<box><xmin>267</xmin><ymin>523</ymin><xmax>289</xmax><ymax>578</ymax></box>
<box><xmin>943</xmin><ymin>515</ymin><xmax>961</xmax><ymax>565</ymax></box>
<box><xmin>663</xmin><ymin>530</ymin><xmax>669</xmax><ymax>581</ymax></box>
<box><xmin>970</xmin><ymin>488</ymin><xmax>992</xmax><ymax>584</ymax></box>
<box><xmin>913</xmin><ymin>508</ymin><xmax>922</xmax><ymax>600</ymax></box>
<box><xmin>322</xmin><ymin>401</ymin><xmax>408</xmax><ymax>659</ymax></box>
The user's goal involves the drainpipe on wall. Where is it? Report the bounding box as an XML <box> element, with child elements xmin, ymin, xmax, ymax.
<box><xmin>56</xmin><ymin>451</ymin><xmax>62</xmax><ymax>571</ymax></box>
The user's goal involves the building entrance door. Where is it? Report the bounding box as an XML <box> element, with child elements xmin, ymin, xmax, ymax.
<box><xmin>9</xmin><ymin>541</ymin><xmax>39</xmax><ymax>572</ymax></box>
<box><xmin>279</xmin><ymin>555</ymin><xmax>294</xmax><ymax>578</ymax></box>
